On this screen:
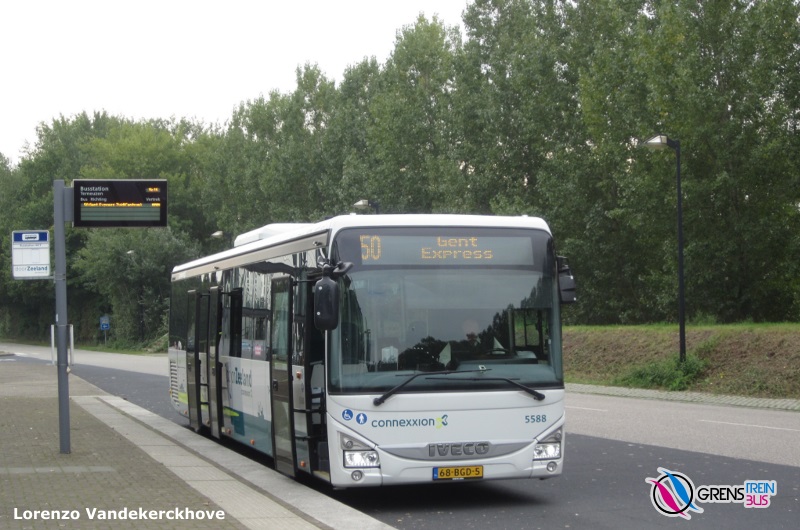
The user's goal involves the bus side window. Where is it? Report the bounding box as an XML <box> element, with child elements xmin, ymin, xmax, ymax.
<box><xmin>271</xmin><ymin>278</ymin><xmax>292</xmax><ymax>363</ymax></box>
<box><xmin>226</xmin><ymin>288</ymin><xmax>243</xmax><ymax>358</ymax></box>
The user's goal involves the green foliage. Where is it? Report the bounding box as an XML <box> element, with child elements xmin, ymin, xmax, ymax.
<box><xmin>612</xmin><ymin>354</ymin><xmax>708</xmax><ymax>391</ymax></box>
<box><xmin>1</xmin><ymin>2</ymin><xmax>799</xmax><ymax>343</ymax></box>
<box><xmin>368</xmin><ymin>15</ymin><xmax>463</xmax><ymax>213</ymax></box>
<box><xmin>72</xmin><ymin>227</ymin><xmax>199</xmax><ymax>344</ymax></box>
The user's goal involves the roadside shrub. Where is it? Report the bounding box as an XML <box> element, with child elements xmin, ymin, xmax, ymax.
<box><xmin>612</xmin><ymin>354</ymin><xmax>707</xmax><ymax>391</ymax></box>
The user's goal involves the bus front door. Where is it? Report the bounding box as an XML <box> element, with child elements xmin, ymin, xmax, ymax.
<box><xmin>270</xmin><ymin>277</ymin><xmax>296</xmax><ymax>477</ymax></box>
<box><xmin>186</xmin><ymin>290</ymin><xmax>207</xmax><ymax>432</ymax></box>
<box><xmin>187</xmin><ymin>288</ymin><xmax>223</xmax><ymax>435</ymax></box>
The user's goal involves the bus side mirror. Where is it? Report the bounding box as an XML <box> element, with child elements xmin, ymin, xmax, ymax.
<box><xmin>557</xmin><ymin>256</ymin><xmax>577</xmax><ymax>304</ymax></box>
<box><xmin>314</xmin><ymin>276</ymin><xmax>340</xmax><ymax>330</ymax></box>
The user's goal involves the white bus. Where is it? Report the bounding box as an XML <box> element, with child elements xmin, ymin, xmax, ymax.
<box><xmin>168</xmin><ymin>214</ymin><xmax>576</xmax><ymax>487</ymax></box>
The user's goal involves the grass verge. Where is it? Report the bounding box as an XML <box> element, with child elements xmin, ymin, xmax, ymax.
<box><xmin>564</xmin><ymin>324</ymin><xmax>800</xmax><ymax>399</ymax></box>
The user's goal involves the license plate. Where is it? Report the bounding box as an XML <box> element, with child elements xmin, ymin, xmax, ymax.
<box><xmin>432</xmin><ymin>465</ymin><xmax>484</xmax><ymax>480</ymax></box>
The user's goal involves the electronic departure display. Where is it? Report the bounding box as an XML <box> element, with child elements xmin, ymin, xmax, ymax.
<box><xmin>350</xmin><ymin>233</ymin><xmax>535</xmax><ymax>266</ymax></box>
<box><xmin>73</xmin><ymin>179</ymin><xmax>168</xmax><ymax>227</ymax></box>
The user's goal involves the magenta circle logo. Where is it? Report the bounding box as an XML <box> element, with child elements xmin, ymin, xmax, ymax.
<box><xmin>646</xmin><ymin>467</ymin><xmax>704</xmax><ymax>520</ymax></box>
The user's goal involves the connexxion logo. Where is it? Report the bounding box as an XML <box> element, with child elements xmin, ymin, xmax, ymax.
<box><xmin>341</xmin><ymin>409</ymin><xmax>449</xmax><ymax>429</ymax></box>
<box><xmin>371</xmin><ymin>414</ymin><xmax>449</xmax><ymax>429</ymax></box>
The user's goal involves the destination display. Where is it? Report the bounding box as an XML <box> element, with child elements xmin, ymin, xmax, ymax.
<box><xmin>73</xmin><ymin>179</ymin><xmax>167</xmax><ymax>227</ymax></box>
<box><xmin>354</xmin><ymin>234</ymin><xmax>534</xmax><ymax>266</ymax></box>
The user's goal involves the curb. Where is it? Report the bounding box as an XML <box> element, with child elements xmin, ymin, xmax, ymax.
<box><xmin>566</xmin><ymin>383</ymin><xmax>800</xmax><ymax>411</ymax></box>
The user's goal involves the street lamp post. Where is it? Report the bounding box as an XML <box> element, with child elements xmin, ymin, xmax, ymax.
<box><xmin>126</xmin><ymin>250</ymin><xmax>145</xmax><ymax>343</ymax></box>
<box><xmin>211</xmin><ymin>230</ymin><xmax>233</xmax><ymax>249</ymax></box>
<box><xmin>353</xmin><ymin>199</ymin><xmax>380</xmax><ymax>214</ymax></box>
<box><xmin>642</xmin><ymin>135</ymin><xmax>686</xmax><ymax>363</ymax></box>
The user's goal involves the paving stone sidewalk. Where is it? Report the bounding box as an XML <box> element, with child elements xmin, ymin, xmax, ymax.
<box><xmin>0</xmin><ymin>360</ymin><xmax>251</xmax><ymax>530</ymax></box>
<box><xmin>0</xmin><ymin>355</ymin><xmax>392</xmax><ymax>530</ymax></box>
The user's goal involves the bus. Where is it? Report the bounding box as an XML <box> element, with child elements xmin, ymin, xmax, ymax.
<box><xmin>168</xmin><ymin>214</ymin><xmax>576</xmax><ymax>487</ymax></box>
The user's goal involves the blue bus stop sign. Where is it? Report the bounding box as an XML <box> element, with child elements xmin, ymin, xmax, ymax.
<box><xmin>100</xmin><ymin>315</ymin><xmax>110</xmax><ymax>331</ymax></box>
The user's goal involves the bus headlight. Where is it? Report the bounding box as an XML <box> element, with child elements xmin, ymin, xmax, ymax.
<box><xmin>341</xmin><ymin>434</ymin><xmax>380</xmax><ymax>468</ymax></box>
<box><xmin>344</xmin><ymin>450</ymin><xmax>380</xmax><ymax>468</ymax></box>
<box><xmin>533</xmin><ymin>443</ymin><xmax>561</xmax><ymax>460</ymax></box>
<box><xmin>533</xmin><ymin>429</ymin><xmax>562</xmax><ymax>460</ymax></box>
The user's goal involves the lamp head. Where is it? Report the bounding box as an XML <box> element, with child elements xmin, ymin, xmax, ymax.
<box><xmin>642</xmin><ymin>135</ymin><xmax>678</xmax><ymax>151</ymax></box>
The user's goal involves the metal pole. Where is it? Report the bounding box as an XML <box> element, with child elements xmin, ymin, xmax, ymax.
<box><xmin>674</xmin><ymin>141</ymin><xmax>686</xmax><ymax>363</ymax></box>
<box><xmin>69</xmin><ymin>324</ymin><xmax>74</xmax><ymax>367</ymax></box>
<box><xmin>53</xmin><ymin>180</ymin><xmax>71</xmax><ymax>453</ymax></box>
<box><xmin>50</xmin><ymin>325</ymin><xmax>55</xmax><ymax>365</ymax></box>
<box><xmin>642</xmin><ymin>135</ymin><xmax>687</xmax><ymax>364</ymax></box>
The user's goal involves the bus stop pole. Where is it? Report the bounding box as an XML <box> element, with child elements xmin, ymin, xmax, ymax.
<box><xmin>54</xmin><ymin>180</ymin><xmax>70</xmax><ymax>454</ymax></box>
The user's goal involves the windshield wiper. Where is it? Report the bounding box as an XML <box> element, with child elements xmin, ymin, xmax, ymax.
<box><xmin>373</xmin><ymin>370</ymin><xmax>486</xmax><ymax>406</ymax></box>
<box><xmin>373</xmin><ymin>370</ymin><xmax>546</xmax><ymax>405</ymax></box>
<box><xmin>447</xmin><ymin>377</ymin><xmax>546</xmax><ymax>401</ymax></box>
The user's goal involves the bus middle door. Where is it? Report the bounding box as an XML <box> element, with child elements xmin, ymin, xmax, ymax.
<box><xmin>206</xmin><ymin>286</ymin><xmax>223</xmax><ymax>438</ymax></box>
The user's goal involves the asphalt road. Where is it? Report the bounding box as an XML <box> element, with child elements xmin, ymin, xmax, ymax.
<box><xmin>3</xmin><ymin>343</ymin><xmax>798</xmax><ymax>529</ymax></box>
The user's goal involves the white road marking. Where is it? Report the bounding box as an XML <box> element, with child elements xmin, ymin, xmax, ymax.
<box><xmin>698</xmin><ymin>419</ymin><xmax>800</xmax><ymax>433</ymax></box>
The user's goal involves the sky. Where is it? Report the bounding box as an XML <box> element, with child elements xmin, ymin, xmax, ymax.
<box><xmin>1</xmin><ymin>0</ymin><xmax>469</xmax><ymax>165</ymax></box>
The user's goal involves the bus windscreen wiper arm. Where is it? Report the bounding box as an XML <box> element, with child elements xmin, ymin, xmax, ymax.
<box><xmin>373</xmin><ymin>370</ymin><xmax>545</xmax><ymax>405</ymax></box>
<box><xmin>455</xmin><ymin>377</ymin><xmax>545</xmax><ymax>400</ymax></box>
<box><xmin>373</xmin><ymin>370</ymin><xmax>486</xmax><ymax>406</ymax></box>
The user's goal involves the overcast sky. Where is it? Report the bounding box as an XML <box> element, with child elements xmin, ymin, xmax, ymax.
<box><xmin>1</xmin><ymin>0</ymin><xmax>469</xmax><ymax>165</ymax></box>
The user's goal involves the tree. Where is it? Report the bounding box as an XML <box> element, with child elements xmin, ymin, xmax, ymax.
<box><xmin>0</xmin><ymin>113</ymin><xmax>126</xmax><ymax>338</ymax></box>
<box><xmin>266</xmin><ymin>64</ymin><xmax>338</xmax><ymax>221</ymax></box>
<box><xmin>367</xmin><ymin>15</ymin><xmax>463</xmax><ymax>213</ymax></box>
<box><xmin>220</xmin><ymin>65</ymin><xmax>339</xmax><ymax>231</ymax></box>
<box><xmin>458</xmin><ymin>0</ymin><xmax>579</xmax><ymax>216</ymax></box>
<box><xmin>552</xmin><ymin>0</ymin><xmax>678</xmax><ymax>323</ymax></box>
<box><xmin>1</xmin><ymin>1</ymin><xmax>798</xmax><ymax>336</ymax></box>
<box><xmin>72</xmin><ymin>227</ymin><xmax>199</xmax><ymax>344</ymax></box>
<box><xmin>632</xmin><ymin>0</ymin><xmax>800</xmax><ymax>321</ymax></box>
<box><xmin>82</xmin><ymin>118</ymin><xmax>219</xmax><ymax>245</ymax></box>
<box><xmin>325</xmin><ymin>57</ymin><xmax>383</xmax><ymax>212</ymax></box>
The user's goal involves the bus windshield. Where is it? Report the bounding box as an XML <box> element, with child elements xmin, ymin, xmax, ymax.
<box><xmin>327</xmin><ymin>227</ymin><xmax>564</xmax><ymax>394</ymax></box>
